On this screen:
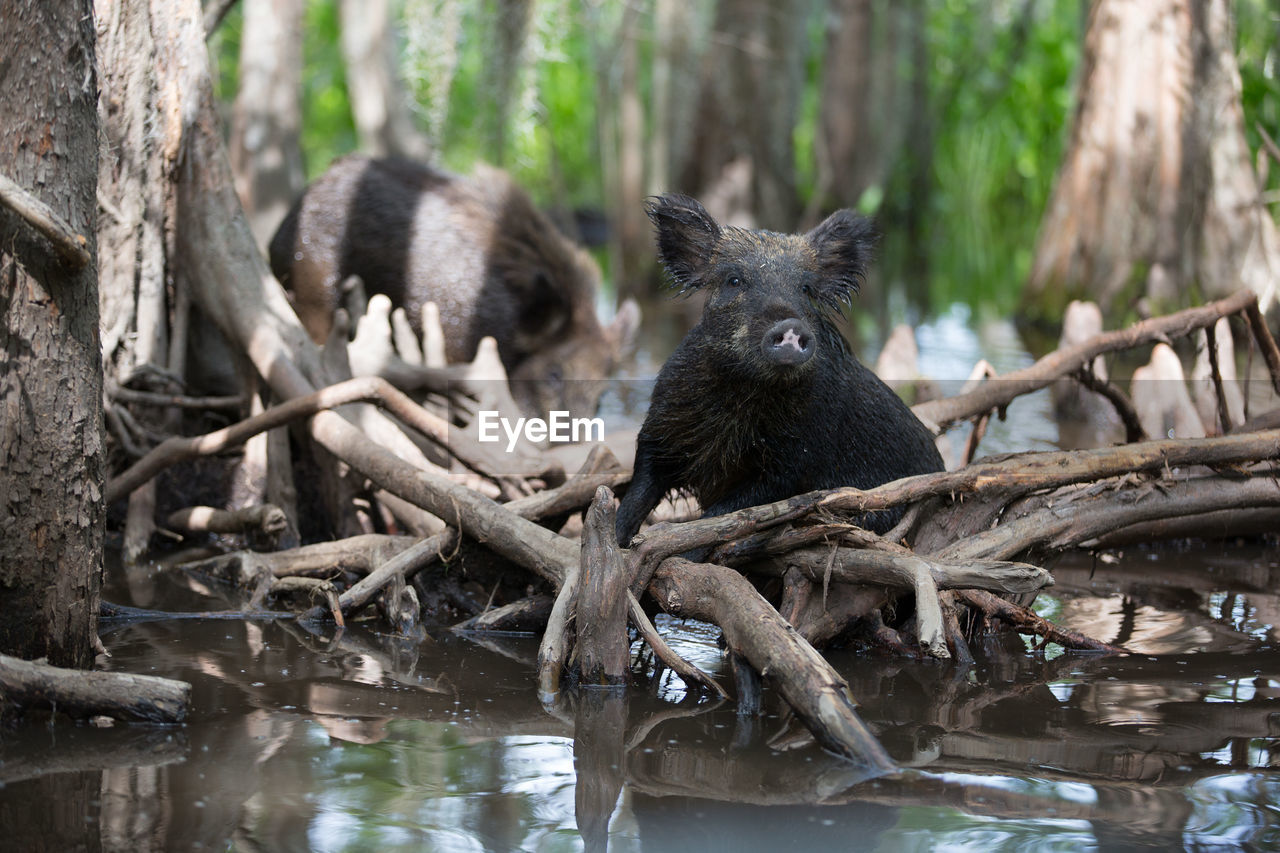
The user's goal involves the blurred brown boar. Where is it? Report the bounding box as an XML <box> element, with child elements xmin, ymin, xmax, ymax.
<box><xmin>269</xmin><ymin>155</ymin><xmax>638</xmax><ymax>418</ymax></box>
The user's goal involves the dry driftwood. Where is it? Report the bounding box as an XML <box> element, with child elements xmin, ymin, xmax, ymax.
<box><xmin>0</xmin><ymin>653</ymin><xmax>190</xmax><ymax>723</ymax></box>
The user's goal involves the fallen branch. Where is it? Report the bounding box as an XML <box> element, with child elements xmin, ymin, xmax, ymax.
<box><xmin>717</xmin><ymin>527</ymin><xmax>1053</xmax><ymax>595</ymax></box>
<box><xmin>957</xmin><ymin>590</ymin><xmax>1124</xmax><ymax>653</ymax></box>
<box><xmin>625</xmin><ymin>590</ymin><xmax>728</xmax><ymax>699</ymax></box>
<box><xmin>166</xmin><ymin>504</ymin><xmax>287</xmax><ymax>537</ymax></box>
<box><xmin>913</xmin><ymin>291</ymin><xmax>1278</xmax><ymax>432</ymax></box>
<box><xmin>453</xmin><ymin>595</ymin><xmax>555</xmax><ymax>632</ymax></box>
<box><xmin>176</xmin><ymin>534</ymin><xmax>417</xmax><ymax>582</ymax></box>
<box><xmin>621</xmin><ymin>430</ymin><xmax>1263</xmax><ymax>591</ymax></box>
<box><xmin>0</xmin><ymin>653</ymin><xmax>190</xmax><ymax>723</ymax></box>
<box><xmin>337</xmin><ymin>529</ymin><xmax>459</xmax><ymax>617</ymax></box>
<box><xmin>271</xmin><ymin>576</ymin><xmax>344</xmax><ymax>626</ymax></box>
<box><xmin>648</xmin><ymin>558</ymin><xmax>895</xmax><ymax>770</ymax></box>
<box><xmin>938</xmin><ymin>472</ymin><xmax>1280</xmax><ymax>562</ymax></box>
<box><xmin>1072</xmin><ymin>368</ymin><xmax>1146</xmax><ymax>442</ymax></box>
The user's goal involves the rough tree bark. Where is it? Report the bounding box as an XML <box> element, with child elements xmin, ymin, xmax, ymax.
<box><xmin>1024</xmin><ymin>0</ymin><xmax>1280</xmax><ymax>325</ymax></box>
<box><xmin>0</xmin><ymin>0</ymin><xmax>104</xmax><ymax>667</ymax></box>
<box><xmin>230</xmin><ymin>0</ymin><xmax>306</xmax><ymax>249</ymax></box>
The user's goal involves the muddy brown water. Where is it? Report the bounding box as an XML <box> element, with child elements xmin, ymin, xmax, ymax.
<box><xmin>3</xmin><ymin>543</ymin><xmax>1277</xmax><ymax>851</ymax></box>
<box><xmin>3</xmin><ymin>307</ymin><xmax>1279</xmax><ymax>851</ymax></box>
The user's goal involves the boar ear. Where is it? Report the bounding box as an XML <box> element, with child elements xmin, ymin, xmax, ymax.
<box><xmin>644</xmin><ymin>194</ymin><xmax>721</xmax><ymax>290</ymax></box>
<box><xmin>514</xmin><ymin>271</ymin><xmax>570</xmax><ymax>344</ymax></box>
<box><xmin>806</xmin><ymin>209</ymin><xmax>877</xmax><ymax>309</ymax></box>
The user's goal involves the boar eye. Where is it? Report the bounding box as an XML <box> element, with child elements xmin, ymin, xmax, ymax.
<box><xmin>802</xmin><ymin>284</ymin><xmax>813</xmax><ymax>296</ymax></box>
<box><xmin>727</xmin><ymin>275</ymin><xmax>742</xmax><ymax>288</ymax></box>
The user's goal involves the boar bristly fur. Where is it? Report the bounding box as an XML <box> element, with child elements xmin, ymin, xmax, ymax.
<box><xmin>269</xmin><ymin>155</ymin><xmax>637</xmax><ymax>419</ymax></box>
<box><xmin>616</xmin><ymin>194</ymin><xmax>943</xmax><ymax>546</ymax></box>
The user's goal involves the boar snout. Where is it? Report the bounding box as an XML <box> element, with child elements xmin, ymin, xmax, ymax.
<box><xmin>762</xmin><ymin>317</ymin><xmax>814</xmax><ymax>367</ymax></box>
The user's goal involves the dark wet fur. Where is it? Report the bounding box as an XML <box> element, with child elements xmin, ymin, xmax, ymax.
<box><xmin>616</xmin><ymin>194</ymin><xmax>944</xmax><ymax>545</ymax></box>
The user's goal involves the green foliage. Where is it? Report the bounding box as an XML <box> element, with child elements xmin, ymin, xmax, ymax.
<box><xmin>426</xmin><ymin>0</ymin><xmax>603</xmax><ymax>207</ymax></box>
<box><xmin>883</xmin><ymin>0</ymin><xmax>1081</xmax><ymax>316</ymax></box>
<box><xmin>213</xmin><ymin>0</ymin><xmax>1278</xmax><ymax>318</ymax></box>
<box><xmin>299</xmin><ymin>0</ymin><xmax>357</xmax><ymax>176</ymax></box>
<box><xmin>209</xmin><ymin>0</ymin><xmax>356</xmax><ymax>179</ymax></box>
<box><xmin>1237</xmin><ymin>0</ymin><xmax>1280</xmax><ymax>196</ymax></box>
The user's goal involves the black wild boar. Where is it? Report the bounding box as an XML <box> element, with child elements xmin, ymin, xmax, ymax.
<box><xmin>269</xmin><ymin>155</ymin><xmax>637</xmax><ymax>419</ymax></box>
<box><xmin>616</xmin><ymin>194</ymin><xmax>944</xmax><ymax>546</ymax></box>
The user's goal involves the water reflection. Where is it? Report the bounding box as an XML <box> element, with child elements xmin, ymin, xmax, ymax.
<box><xmin>7</xmin><ymin>302</ymin><xmax>1280</xmax><ymax>849</ymax></box>
<box><xmin>2</xmin><ymin>540</ymin><xmax>1277</xmax><ymax>850</ymax></box>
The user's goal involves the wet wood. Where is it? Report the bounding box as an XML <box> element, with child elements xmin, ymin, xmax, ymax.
<box><xmin>271</xmin><ymin>576</ymin><xmax>343</xmax><ymax>626</ymax></box>
<box><xmin>337</xmin><ymin>529</ymin><xmax>459</xmax><ymax>617</ymax></box>
<box><xmin>939</xmin><ymin>473</ymin><xmax>1280</xmax><ymax>563</ymax></box>
<box><xmin>723</xmin><ymin>529</ymin><xmax>1053</xmax><ymax>594</ymax></box>
<box><xmin>648</xmin><ymin>558</ymin><xmax>895</xmax><ymax>771</ymax></box>
<box><xmin>793</xmin><ymin>585</ymin><xmax>887</xmax><ymax>650</ymax></box>
<box><xmin>956</xmin><ymin>590</ymin><xmax>1124</xmax><ymax>652</ymax></box>
<box><xmin>626</xmin><ymin>589</ymin><xmax>728</xmax><ymax>699</ymax></box>
<box><xmin>174</xmin><ymin>534</ymin><xmax>416</xmax><ymax>588</ymax></box>
<box><xmin>574</xmin><ymin>488</ymin><xmax>630</xmax><ymax>686</ymax></box>
<box><xmin>536</xmin><ymin>549</ymin><xmax>581</xmax><ymax>698</ymax></box>
<box><xmin>0</xmin><ymin>653</ymin><xmax>190</xmax><ymax>723</ymax></box>
<box><xmin>453</xmin><ymin>595</ymin><xmax>555</xmax><ymax>632</ymax></box>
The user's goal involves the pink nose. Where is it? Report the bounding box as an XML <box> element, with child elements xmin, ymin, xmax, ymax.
<box><xmin>762</xmin><ymin>318</ymin><xmax>814</xmax><ymax>366</ymax></box>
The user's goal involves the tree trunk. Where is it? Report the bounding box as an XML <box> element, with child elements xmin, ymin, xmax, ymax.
<box><xmin>653</xmin><ymin>0</ymin><xmax>709</xmax><ymax>200</ymax></box>
<box><xmin>230</xmin><ymin>0</ymin><xmax>306</xmax><ymax>249</ymax></box>
<box><xmin>476</xmin><ymin>0</ymin><xmax>533</xmax><ymax>165</ymax></box>
<box><xmin>0</xmin><ymin>0</ymin><xmax>103</xmax><ymax>668</ymax></box>
<box><xmin>338</xmin><ymin>0</ymin><xmax>431</xmax><ymax>160</ymax></box>
<box><xmin>679</xmin><ymin>0</ymin><xmax>814</xmax><ymax>230</ymax></box>
<box><xmin>1025</xmin><ymin>0</ymin><xmax>1280</xmax><ymax>326</ymax></box>
<box><xmin>811</xmin><ymin>0</ymin><xmax>906</xmax><ymax>218</ymax></box>
<box><xmin>593</xmin><ymin>0</ymin><xmax>654</xmax><ymax>298</ymax></box>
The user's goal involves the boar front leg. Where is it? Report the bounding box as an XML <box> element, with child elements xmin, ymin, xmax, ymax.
<box><xmin>616</xmin><ymin>438</ymin><xmax>678</xmax><ymax>547</ymax></box>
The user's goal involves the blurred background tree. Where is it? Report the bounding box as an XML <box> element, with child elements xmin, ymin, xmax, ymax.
<box><xmin>207</xmin><ymin>0</ymin><xmax>1280</xmax><ymax>333</ymax></box>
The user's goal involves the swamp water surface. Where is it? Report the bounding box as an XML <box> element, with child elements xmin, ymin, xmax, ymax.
<box><xmin>3</xmin><ymin>307</ymin><xmax>1279</xmax><ymax>851</ymax></box>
